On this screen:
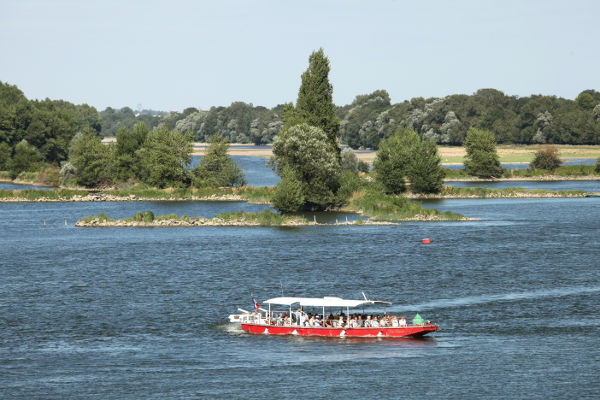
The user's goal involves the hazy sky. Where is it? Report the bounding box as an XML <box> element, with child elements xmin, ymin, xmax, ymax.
<box><xmin>1</xmin><ymin>0</ymin><xmax>598</xmax><ymax>111</ymax></box>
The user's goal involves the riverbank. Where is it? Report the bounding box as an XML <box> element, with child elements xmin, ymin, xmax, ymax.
<box><xmin>407</xmin><ymin>186</ymin><xmax>588</xmax><ymax>199</ymax></box>
<box><xmin>0</xmin><ymin>184</ymin><xmax>591</xmax><ymax>203</ymax></box>
<box><xmin>443</xmin><ymin>175</ymin><xmax>600</xmax><ymax>182</ymax></box>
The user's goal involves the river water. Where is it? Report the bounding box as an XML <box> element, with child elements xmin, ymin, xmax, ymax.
<box><xmin>1</xmin><ymin>196</ymin><xmax>599</xmax><ymax>399</ymax></box>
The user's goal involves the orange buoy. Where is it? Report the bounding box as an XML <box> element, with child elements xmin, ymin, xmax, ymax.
<box><xmin>422</xmin><ymin>238</ymin><xmax>431</xmax><ymax>244</ymax></box>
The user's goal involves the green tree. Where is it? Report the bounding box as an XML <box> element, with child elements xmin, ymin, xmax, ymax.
<box><xmin>69</xmin><ymin>128</ymin><xmax>111</xmax><ymax>186</ymax></box>
<box><xmin>139</xmin><ymin>126</ymin><xmax>193</xmax><ymax>188</ymax></box>
<box><xmin>287</xmin><ymin>48</ymin><xmax>340</xmax><ymax>152</ymax></box>
<box><xmin>575</xmin><ymin>91</ymin><xmax>595</xmax><ymax>110</ymax></box>
<box><xmin>463</xmin><ymin>128</ymin><xmax>503</xmax><ymax>178</ymax></box>
<box><xmin>193</xmin><ymin>134</ymin><xmax>246</xmax><ymax>187</ymax></box>
<box><xmin>0</xmin><ymin>141</ymin><xmax>12</xmax><ymax>170</ymax></box>
<box><xmin>530</xmin><ymin>147</ymin><xmax>562</xmax><ymax>170</ymax></box>
<box><xmin>373</xmin><ymin>127</ymin><xmax>445</xmax><ymax>194</ymax></box>
<box><xmin>341</xmin><ymin>147</ymin><xmax>359</xmax><ymax>172</ymax></box>
<box><xmin>8</xmin><ymin>139</ymin><xmax>43</xmax><ymax>178</ymax></box>
<box><xmin>271</xmin><ymin>166</ymin><xmax>304</xmax><ymax>213</ymax></box>
<box><xmin>272</xmin><ymin>123</ymin><xmax>341</xmax><ymax>210</ymax></box>
<box><xmin>408</xmin><ymin>139</ymin><xmax>446</xmax><ymax>194</ymax></box>
<box><xmin>114</xmin><ymin>122</ymin><xmax>148</xmax><ymax>181</ymax></box>
<box><xmin>372</xmin><ymin>128</ymin><xmax>416</xmax><ymax>194</ymax></box>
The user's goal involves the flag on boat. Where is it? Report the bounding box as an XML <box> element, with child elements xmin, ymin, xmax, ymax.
<box><xmin>253</xmin><ymin>298</ymin><xmax>260</xmax><ymax>312</ymax></box>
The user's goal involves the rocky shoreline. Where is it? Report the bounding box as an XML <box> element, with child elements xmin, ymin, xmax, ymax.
<box><xmin>75</xmin><ymin>217</ymin><xmax>403</xmax><ymax>227</ymax></box>
<box><xmin>0</xmin><ymin>192</ymin><xmax>248</xmax><ymax>202</ymax></box>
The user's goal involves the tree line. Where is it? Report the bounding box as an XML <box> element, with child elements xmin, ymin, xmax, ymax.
<box><xmin>101</xmin><ymin>88</ymin><xmax>600</xmax><ymax>148</ymax></box>
<box><xmin>67</xmin><ymin>125</ymin><xmax>244</xmax><ymax>188</ymax></box>
<box><xmin>3</xmin><ymin>79</ymin><xmax>599</xmax><ymax>173</ymax></box>
<box><xmin>339</xmin><ymin>88</ymin><xmax>600</xmax><ymax>149</ymax></box>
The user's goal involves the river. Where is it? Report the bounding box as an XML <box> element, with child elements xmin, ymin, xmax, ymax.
<box><xmin>1</xmin><ymin>197</ymin><xmax>599</xmax><ymax>398</ymax></box>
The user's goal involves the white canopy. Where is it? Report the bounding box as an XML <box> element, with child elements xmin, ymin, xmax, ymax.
<box><xmin>263</xmin><ymin>296</ymin><xmax>391</xmax><ymax>308</ymax></box>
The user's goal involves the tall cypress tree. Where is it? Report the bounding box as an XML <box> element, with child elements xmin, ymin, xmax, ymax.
<box><xmin>293</xmin><ymin>48</ymin><xmax>340</xmax><ymax>153</ymax></box>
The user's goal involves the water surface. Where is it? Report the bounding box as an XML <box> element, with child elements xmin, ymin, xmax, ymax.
<box><xmin>1</xmin><ymin>198</ymin><xmax>599</xmax><ymax>398</ymax></box>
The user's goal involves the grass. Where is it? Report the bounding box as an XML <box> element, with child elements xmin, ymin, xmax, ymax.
<box><xmin>0</xmin><ymin>188</ymin><xmax>88</xmax><ymax>200</ymax></box>
<box><xmin>442</xmin><ymin>165</ymin><xmax>599</xmax><ymax>179</ymax></box>
<box><xmin>345</xmin><ymin>189</ymin><xmax>466</xmax><ymax>221</ymax></box>
<box><xmin>440</xmin><ymin>186</ymin><xmax>585</xmax><ymax>197</ymax></box>
<box><xmin>237</xmin><ymin>186</ymin><xmax>274</xmax><ymax>203</ymax></box>
<box><xmin>436</xmin><ymin>145</ymin><xmax>600</xmax><ymax>164</ymax></box>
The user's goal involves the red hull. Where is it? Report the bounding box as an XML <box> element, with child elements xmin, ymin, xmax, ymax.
<box><xmin>241</xmin><ymin>323</ymin><xmax>438</xmax><ymax>338</ymax></box>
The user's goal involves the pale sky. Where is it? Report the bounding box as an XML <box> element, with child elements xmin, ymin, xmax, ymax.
<box><xmin>1</xmin><ymin>0</ymin><xmax>598</xmax><ymax>111</ymax></box>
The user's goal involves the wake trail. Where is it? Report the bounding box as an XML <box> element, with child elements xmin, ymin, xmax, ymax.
<box><xmin>390</xmin><ymin>286</ymin><xmax>600</xmax><ymax>312</ymax></box>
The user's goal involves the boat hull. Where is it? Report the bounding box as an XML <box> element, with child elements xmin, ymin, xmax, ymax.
<box><xmin>241</xmin><ymin>323</ymin><xmax>438</xmax><ymax>338</ymax></box>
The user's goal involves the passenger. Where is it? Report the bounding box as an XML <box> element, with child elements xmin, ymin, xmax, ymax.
<box><xmin>283</xmin><ymin>315</ymin><xmax>290</xmax><ymax>326</ymax></box>
<box><xmin>338</xmin><ymin>315</ymin><xmax>344</xmax><ymax>328</ymax></box>
<box><xmin>399</xmin><ymin>316</ymin><xmax>407</xmax><ymax>327</ymax></box>
<box><xmin>379</xmin><ymin>316</ymin><xmax>388</xmax><ymax>327</ymax></box>
<box><xmin>276</xmin><ymin>313</ymin><xmax>283</xmax><ymax>326</ymax></box>
<box><xmin>313</xmin><ymin>316</ymin><xmax>322</xmax><ymax>327</ymax></box>
<box><xmin>371</xmin><ymin>316</ymin><xmax>379</xmax><ymax>328</ymax></box>
<box><xmin>294</xmin><ymin>307</ymin><xmax>303</xmax><ymax>326</ymax></box>
<box><xmin>364</xmin><ymin>315</ymin><xmax>372</xmax><ymax>327</ymax></box>
<box><xmin>391</xmin><ymin>316</ymin><xmax>399</xmax><ymax>327</ymax></box>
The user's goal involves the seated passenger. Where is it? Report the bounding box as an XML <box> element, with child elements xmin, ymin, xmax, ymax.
<box><xmin>371</xmin><ymin>316</ymin><xmax>379</xmax><ymax>328</ymax></box>
<box><xmin>338</xmin><ymin>316</ymin><xmax>345</xmax><ymax>327</ymax></box>
<box><xmin>364</xmin><ymin>315</ymin><xmax>372</xmax><ymax>327</ymax></box>
<box><xmin>313</xmin><ymin>316</ymin><xmax>322</xmax><ymax>327</ymax></box>
<box><xmin>391</xmin><ymin>316</ymin><xmax>399</xmax><ymax>327</ymax></box>
<box><xmin>399</xmin><ymin>316</ymin><xmax>407</xmax><ymax>327</ymax></box>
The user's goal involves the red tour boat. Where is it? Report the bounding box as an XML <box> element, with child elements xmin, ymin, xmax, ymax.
<box><xmin>229</xmin><ymin>294</ymin><xmax>438</xmax><ymax>338</ymax></box>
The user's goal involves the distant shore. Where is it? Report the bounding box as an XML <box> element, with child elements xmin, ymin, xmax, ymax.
<box><xmin>185</xmin><ymin>143</ymin><xmax>600</xmax><ymax>164</ymax></box>
<box><xmin>99</xmin><ymin>139</ymin><xmax>600</xmax><ymax>163</ymax></box>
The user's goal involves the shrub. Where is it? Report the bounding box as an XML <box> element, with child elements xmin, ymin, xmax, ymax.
<box><xmin>530</xmin><ymin>147</ymin><xmax>561</xmax><ymax>170</ymax></box>
<box><xmin>37</xmin><ymin>166</ymin><xmax>61</xmax><ymax>187</ymax></box>
<box><xmin>98</xmin><ymin>212</ymin><xmax>113</xmax><ymax>222</ymax></box>
<box><xmin>272</xmin><ymin>167</ymin><xmax>304</xmax><ymax>213</ymax></box>
<box><xmin>341</xmin><ymin>148</ymin><xmax>359</xmax><ymax>172</ymax></box>
<box><xmin>595</xmin><ymin>158</ymin><xmax>600</xmax><ymax>173</ymax></box>
<box><xmin>335</xmin><ymin>171</ymin><xmax>365</xmax><ymax>206</ymax></box>
<box><xmin>357</xmin><ymin>160</ymin><xmax>369</xmax><ymax>173</ymax></box>
<box><xmin>143</xmin><ymin>211</ymin><xmax>155</xmax><ymax>222</ymax></box>
<box><xmin>60</xmin><ymin>161</ymin><xmax>76</xmax><ymax>185</ymax></box>
<box><xmin>134</xmin><ymin>211</ymin><xmax>144</xmax><ymax>222</ymax></box>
